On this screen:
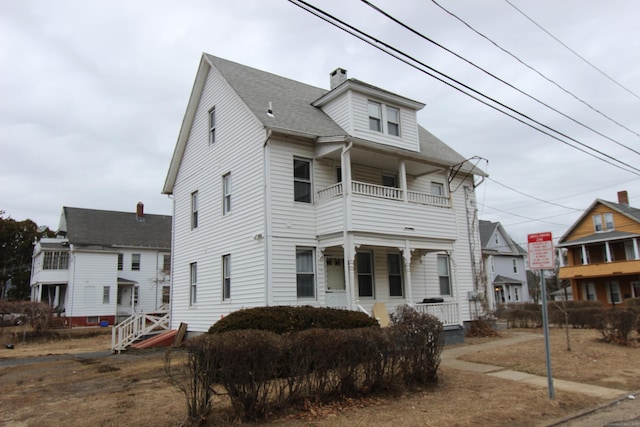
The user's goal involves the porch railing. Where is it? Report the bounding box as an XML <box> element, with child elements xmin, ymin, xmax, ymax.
<box><xmin>315</xmin><ymin>180</ymin><xmax>449</xmax><ymax>208</ymax></box>
<box><xmin>412</xmin><ymin>302</ymin><xmax>459</xmax><ymax>327</ymax></box>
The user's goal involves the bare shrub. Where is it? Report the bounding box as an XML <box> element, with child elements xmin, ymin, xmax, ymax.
<box><xmin>595</xmin><ymin>308</ymin><xmax>638</xmax><ymax>346</ymax></box>
<box><xmin>466</xmin><ymin>316</ymin><xmax>499</xmax><ymax>338</ymax></box>
<box><xmin>390</xmin><ymin>305</ymin><xmax>444</xmax><ymax>386</ymax></box>
<box><xmin>164</xmin><ymin>334</ymin><xmax>223</xmax><ymax>422</ymax></box>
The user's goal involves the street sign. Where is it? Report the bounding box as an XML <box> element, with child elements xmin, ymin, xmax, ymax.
<box><xmin>528</xmin><ymin>232</ymin><xmax>554</xmax><ymax>270</ymax></box>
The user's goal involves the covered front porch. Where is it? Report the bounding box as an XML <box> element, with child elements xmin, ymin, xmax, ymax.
<box><xmin>318</xmin><ymin>232</ymin><xmax>462</xmax><ymax>328</ymax></box>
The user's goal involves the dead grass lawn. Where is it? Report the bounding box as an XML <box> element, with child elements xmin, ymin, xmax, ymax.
<box><xmin>0</xmin><ymin>326</ymin><xmax>636</xmax><ymax>426</ymax></box>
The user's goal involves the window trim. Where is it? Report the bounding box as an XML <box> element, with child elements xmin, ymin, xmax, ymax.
<box><xmin>368</xmin><ymin>101</ymin><xmax>382</xmax><ymax>132</ymax></box>
<box><xmin>222</xmin><ymin>172</ymin><xmax>232</xmax><ymax>215</ymax></box>
<box><xmin>190</xmin><ymin>262</ymin><xmax>197</xmax><ymax>306</ymax></box>
<box><xmin>582</xmin><ymin>282</ymin><xmax>596</xmax><ymax>301</ymax></box>
<box><xmin>162</xmin><ymin>254</ymin><xmax>171</xmax><ymax>274</ymax></box>
<box><xmin>604</xmin><ymin>212</ymin><xmax>614</xmax><ymax>230</ymax></box>
<box><xmin>191</xmin><ymin>191</ymin><xmax>199</xmax><ymax>229</ymax></box>
<box><xmin>208</xmin><ymin>106</ymin><xmax>216</xmax><ymax>145</ymax></box>
<box><xmin>386</xmin><ymin>105</ymin><xmax>400</xmax><ymax>136</ymax></box>
<box><xmin>606</xmin><ymin>281</ymin><xmax>621</xmax><ymax>304</ymax></box>
<box><xmin>131</xmin><ymin>253</ymin><xmax>141</xmax><ymax>271</ymax></box>
<box><xmin>437</xmin><ymin>254</ymin><xmax>452</xmax><ymax>296</ymax></box>
<box><xmin>296</xmin><ymin>247</ymin><xmax>316</xmax><ymax>299</ymax></box>
<box><xmin>512</xmin><ymin>258</ymin><xmax>518</xmax><ymax>274</ymax></box>
<box><xmin>102</xmin><ymin>286</ymin><xmax>110</xmax><ymax>304</ymax></box>
<box><xmin>293</xmin><ymin>157</ymin><xmax>313</xmax><ymax>204</ymax></box>
<box><xmin>431</xmin><ymin>182</ymin><xmax>444</xmax><ymax>197</ymax></box>
<box><xmin>593</xmin><ymin>214</ymin><xmax>603</xmax><ymax>232</ymax></box>
<box><xmin>356</xmin><ymin>251</ymin><xmax>375</xmax><ymax>298</ymax></box>
<box><xmin>222</xmin><ymin>254</ymin><xmax>231</xmax><ymax>301</ymax></box>
<box><xmin>387</xmin><ymin>253</ymin><xmax>403</xmax><ymax>298</ymax></box>
<box><xmin>117</xmin><ymin>253</ymin><xmax>123</xmax><ymax>271</ymax></box>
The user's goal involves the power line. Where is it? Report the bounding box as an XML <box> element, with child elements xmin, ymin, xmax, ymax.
<box><xmin>487</xmin><ymin>178</ymin><xmax>583</xmax><ymax>211</ymax></box>
<box><xmin>288</xmin><ymin>0</ymin><xmax>640</xmax><ymax>176</ymax></box>
<box><xmin>360</xmin><ymin>0</ymin><xmax>640</xmax><ymax>157</ymax></box>
<box><xmin>504</xmin><ymin>0</ymin><xmax>640</xmax><ymax>102</ymax></box>
<box><xmin>431</xmin><ymin>0</ymin><xmax>640</xmax><ymax>140</ymax></box>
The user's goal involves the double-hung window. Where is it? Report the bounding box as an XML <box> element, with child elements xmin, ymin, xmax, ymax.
<box><xmin>117</xmin><ymin>253</ymin><xmax>123</xmax><ymax>271</ymax></box>
<box><xmin>438</xmin><ymin>254</ymin><xmax>451</xmax><ymax>296</ymax></box>
<box><xmin>357</xmin><ymin>252</ymin><xmax>374</xmax><ymax>297</ymax></box>
<box><xmin>131</xmin><ymin>254</ymin><xmax>141</xmax><ymax>271</ymax></box>
<box><xmin>190</xmin><ymin>262</ymin><xmax>197</xmax><ymax>305</ymax></box>
<box><xmin>607</xmin><ymin>282</ymin><xmax>621</xmax><ymax>304</ymax></box>
<box><xmin>222</xmin><ymin>173</ymin><xmax>231</xmax><ymax>215</ymax></box>
<box><xmin>583</xmin><ymin>282</ymin><xmax>596</xmax><ymax>301</ymax></box>
<box><xmin>293</xmin><ymin>158</ymin><xmax>312</xmax><ymax>203</ymax></box>
<box><xmin>512</xmin><ymin>258</ymin><xmax>518</xmax><ymax>273</ymax></box>
<box><xmin>296</xmin><ymin>248</ymin><xmax>315</xmax><ymax>298</ymax></box>
<box><xmin>368</xmin><ymin>101</ymin><xmax>382</xmax><ymax>132</ymax></box>
<box><xmin>431</xmin><ymin>182</ymin><xmax>444</xmax><ymax>197</ymax></box>
<box><xmin>191</xmin><ymin>191</ymin><xmax>199</xmax><ymax>229</ymax></box>
<box><xmin>209</xmin><ymin>107</ymin><xmax>216</xmax><ymax>145</ymax></box>
<box><xmin>593</xmin><ymin>215</ymin><xmax>603</xmax><ymax>232</ymax></box>
<box><xmin>388</xmin><ymin>253</ymin><xmax>403</xmax><ymax>297</ymax></box>
<box><xmin>386</xmin><ymin>106</ymin><xmax>400</xmax><ymax>136</ymax></box>
<box><xmin>368</xmin><ymin>100</ymin><xmax>400</xmax><ymax>136</ymax></box>
<box><xmin>604</xmin><ymin>212</ymin><xmax>614</xmax><ymax>230</ymax></box>
<box><xmin>222</xmin><ymin>254</ymin><xmax>231</xmax><ymax>300</ymax></box>
<box><xmin>162</xmin><ymin>254</ymin><xmax>171</xmax><ymax>274</ymax></box>
<box><xmin>102</xmin><ymin>286</ymin><xmax>110</xmax><ymax>304</ymax></box>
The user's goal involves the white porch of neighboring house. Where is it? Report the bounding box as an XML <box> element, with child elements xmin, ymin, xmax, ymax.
<box><xmin>493</xmin><ymin>275</ymin><xmax>526</xmax><ymax>305</ymax></box>
<box><xmin>116</xmin><ymin>278</ymin><xmax>138</xmax><ymax>323</ymax></box>
<box><xmin>32</xmin><ymin>282</ymin><xmax>68</xmax><ymax>315</ymax></box>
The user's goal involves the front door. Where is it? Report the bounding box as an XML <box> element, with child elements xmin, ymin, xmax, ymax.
<box><xmin>325</xmin><ymin>256</ymin><xmax>347</xmax><ymax>308</ymax></box>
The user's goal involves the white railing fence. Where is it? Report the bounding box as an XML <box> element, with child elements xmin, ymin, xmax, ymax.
<box><xmin>111</xmin><ymin>312</ymin><xmax>170</xmax><ymax>353</ymax></box>
<box><xmin>412</xmin><ymin>302</ymin><xmax>459</xmax><ymax>327</ymax></box>
<box><xmin>315</xmin><ymin>180</ymin><xmax>450</xmax><ymax>208</ymax></box>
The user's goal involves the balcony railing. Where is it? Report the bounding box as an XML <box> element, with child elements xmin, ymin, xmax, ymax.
<box><xmin>413</xmin><ymin>301</ymin><xmax>459</xmax><ymax>327</ymax></box>
<box><xmin>316</xmin><ymin>180</ymin><xmax>450</xmax><ymax>208</ymax></box>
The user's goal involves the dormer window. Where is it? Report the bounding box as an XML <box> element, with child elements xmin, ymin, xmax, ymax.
<box><xmin>368</xmin><ymin>100</ymin><xmax>401</xmax><ymax>136</ymax></box>
<box><xmin>368</xmin><ymin>101</ymin><xmax>382</xmax><ymax>132</ymax></box>
<box><xmin>386</xmin><ymin>106</ymin><xmax>400</xmax><ymax>136</ymax></box>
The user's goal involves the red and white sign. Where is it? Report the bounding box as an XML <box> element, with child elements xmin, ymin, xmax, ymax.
<box><xmin>528</xmin><ymin>232</ymin><xmax>554</xmax><ymax>270</ymax></box>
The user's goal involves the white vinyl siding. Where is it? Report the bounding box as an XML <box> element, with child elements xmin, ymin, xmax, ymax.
<box><xmin>169</xmin><ymin>65</ymin><xmax>267</xmax><ymax>332</ymax></box>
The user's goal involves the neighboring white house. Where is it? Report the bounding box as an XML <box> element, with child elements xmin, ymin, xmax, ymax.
<box><xmin>30</xmin><ymin>204</ymin><xmax>172</xmax><ymax>326</ymax></box>
<box><xmin>479</xmin><ymin>220</ymin><xmax>529</xmax><ymax>309</ymax></box>
<box><xmin>163</xmin><ymin>54</ymin><xmax>487</xmax><ymax>339</ymax></box>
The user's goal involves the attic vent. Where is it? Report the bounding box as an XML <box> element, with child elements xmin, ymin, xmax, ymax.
<box><xmin>330</xmin><ymin>68</ymin><xmax>347</xmax><ymax>90</ymax></box>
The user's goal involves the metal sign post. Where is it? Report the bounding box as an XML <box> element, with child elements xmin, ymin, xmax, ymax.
<box><xmin>528</xmin><ymin>232</ymin><xmax>555</xmax><ymax>400</ymax></box>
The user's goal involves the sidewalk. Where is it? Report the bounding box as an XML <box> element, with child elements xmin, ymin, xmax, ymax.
<box><xmin>441</xmin><ymin>332</ymin><xmax>628</xmax><ymax>400</ymax></box>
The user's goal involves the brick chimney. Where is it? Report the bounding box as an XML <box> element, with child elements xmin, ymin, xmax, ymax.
<box><xmin>330</xmin><ymin>68</ymin><xmax>347</xmax><ymax>90</ymax></box>
<box><xmin>617</xmin><ymin>191</ymin><xmax>629</xmax><ymax>206</ymax></box>
<box><xmin>136</xmin><ymin>202</ymin><xmax>144</xmax><ymax>221</ymax></box>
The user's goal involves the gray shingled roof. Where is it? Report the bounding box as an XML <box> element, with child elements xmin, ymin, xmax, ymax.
<box><xmin>556</xmin><ymin>230</ymin><xmax>640</xmax><ymax>247</ymax></box>
<box><xmin>479</xmin><ymin>220</ymin><xmax>497</xmax><ymax>248</ymax></box>
<box><xmin>206</xmin><ymin>54</ymin><xmax>346</xmax><ymax>138</ymax></box>
<box><xmin>206</xmin><ymin>54</ymin><xmax>484</xmax><ymax>175</ymax></box>
<box><xmin>493</xmin><ymin>274</ymin><xmax>525</xmax><ymax>285</ymax></box>
<box><xmin>61</xmin><ymin>207</ymin><xmax>171</xmax><ymax>249</ymax></box>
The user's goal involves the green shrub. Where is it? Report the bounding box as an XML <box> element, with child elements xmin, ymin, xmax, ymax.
<box><xmin>208</xmin><ymin>305</ymin><xmax>379</xmax><ymax>334</ymax></box>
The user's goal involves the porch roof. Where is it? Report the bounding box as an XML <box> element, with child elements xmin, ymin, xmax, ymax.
<box><xmin>493</xmin><ymin>274</ymin><xmax>525</xmax><ymax>285</ymax></box>
<box><xmin>556</xmin><ymin>230</ymin><xmax>640</xmax><ymax>247</ymax></box>
<box><xmin>117</xmin><ymin>277</ymin><xmax>138</xmax><ymax>285</ymax></box>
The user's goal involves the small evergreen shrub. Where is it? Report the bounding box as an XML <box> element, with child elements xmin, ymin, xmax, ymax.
<box><xmin>208</xmin><ymin>305</ymin><xmax>379</xmax><ymax>334</ymax></box>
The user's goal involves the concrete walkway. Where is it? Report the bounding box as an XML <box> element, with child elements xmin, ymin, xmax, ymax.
<box><xmin>441</xmin><ymin>332</ymin><xmax>628</xmax><ymax>401</ymax></box>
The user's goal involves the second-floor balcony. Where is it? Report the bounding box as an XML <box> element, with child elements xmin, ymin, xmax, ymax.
<box><xmin>316</xmin><ymin>180</ymin><xmax>450</xmax><ymax>208</ymax></box>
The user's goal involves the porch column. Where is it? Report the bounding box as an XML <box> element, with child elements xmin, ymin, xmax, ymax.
<box><xmin>634</xmin><ymin>238</ymin><xmax>640</xmax><ymax>260</ymax></box>
<box><xmin>557</xmin><ymin>249</ymin><xmax>565</xmax><ymax>267</ymax></box>
<box><xmin>401</xmin><ymin>242</ymin><xmax>413</xmax><ymax>304</ymax></box>
<box><xmin>342</xmin><ymin>141</ymin><xmax>355</xmax><ymax>310</ymax></box>
<box><xmin>581</xmin><ymin>245</ymin><xmax>588</xmax><ymax>265</ymax></box>
<box><xmin>399</xmin><ymin>159</ymin><xmax>408</xmax><ymax>202</ymax></box>
<box><xmin>605</xmin><ymin>242</ymin><xmax>612</xmax><ymax>263</ymax></box>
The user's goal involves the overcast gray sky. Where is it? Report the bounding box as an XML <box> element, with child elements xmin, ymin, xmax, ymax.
<box><xmin>1</xmin><ymin>0</ymin><xmax>639</xmax><ymax>246</ymax></box>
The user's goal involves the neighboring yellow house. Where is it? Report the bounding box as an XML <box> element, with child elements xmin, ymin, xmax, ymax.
<box><xmin>557</xmin><ymin>191</ymin><xmax>640</xmax><ymax>305</ymax></box>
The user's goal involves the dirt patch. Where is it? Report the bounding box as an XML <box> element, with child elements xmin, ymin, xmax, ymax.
<box><xmin>0</xmin><ymin>326</ymin><xmax>636</xmax><ymax>426</ymax></box>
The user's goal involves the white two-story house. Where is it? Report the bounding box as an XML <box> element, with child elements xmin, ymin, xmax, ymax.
<box><xmin>30</xmin><ymin>204</ymin><xmax>172</xmax><ymax>326</ymax></box>
<box><xmin>163</xmin><ymin>54</ymin><xmax>487</xmax><ymax>339</ymax></box>
<box><xmin>479</xmin><ymin>220</ymin><xmax>529</xmax><ymax>309</ymax></box>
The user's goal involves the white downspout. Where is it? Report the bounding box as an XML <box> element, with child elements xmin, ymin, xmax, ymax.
<box><xmin>263</xmin><ymin>130</ymin><xmax>273</xmax><ymax>306</ymax></box>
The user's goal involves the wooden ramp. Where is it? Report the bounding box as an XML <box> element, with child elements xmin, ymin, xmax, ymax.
<box><xmin>131</xmin><ymin>329</ymin><xmax>178</xmax><ymax>349</ymax></box>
